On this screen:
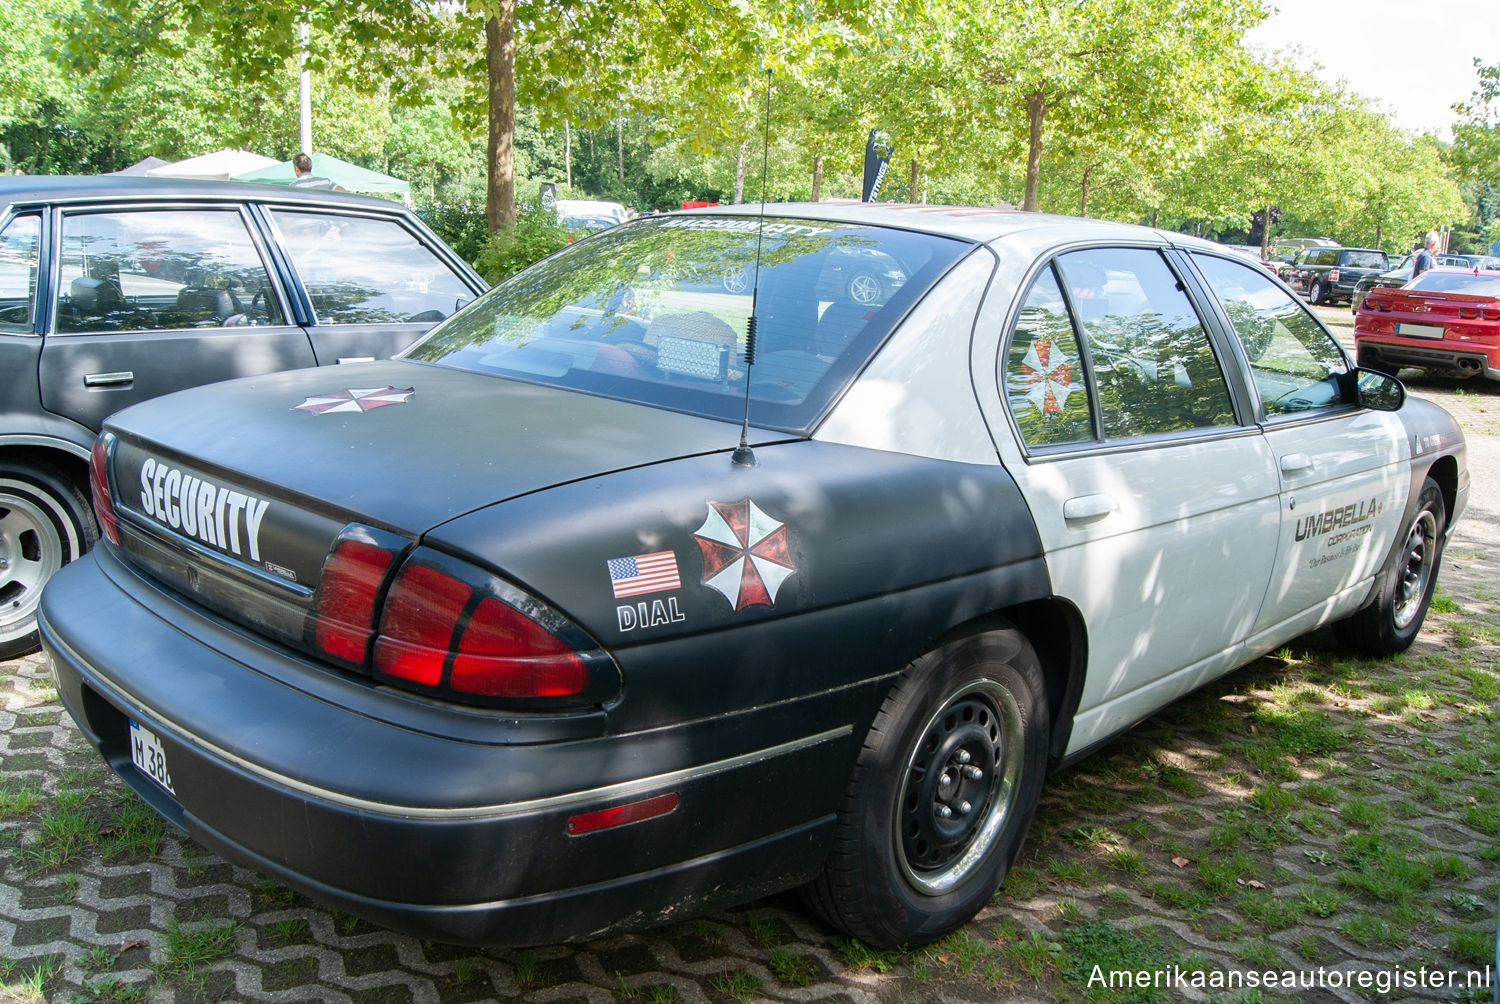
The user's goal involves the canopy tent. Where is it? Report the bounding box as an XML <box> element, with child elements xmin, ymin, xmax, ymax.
<box><xmin>232</xmin><ymin>153</ymin><xmax>411</xmax><ymax>201</ymax></box>
<box><xmin>145</xmin><ymin>149</ymin><xmax>280</xmax><ymax>181</ymax></box>
<box><xmin>109</xmin><ymin>156</ymin><xmax>169</xmax><ymax>176</ymax></box>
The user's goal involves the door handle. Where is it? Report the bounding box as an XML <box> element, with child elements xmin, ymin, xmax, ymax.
<box><xmin>83</xmin><ymin>371</ymin><xmax>134</xmax><ymax>388</ymax></box>
<box><xmin>1279</xmin><ymin>453</ymin><xmax>1314</xmax><ymax>475</ymax></box>
<box><xmin>1063</xmin><ymin>494</ymin><xmax>1117</xmax><ymax>523</ymax></box>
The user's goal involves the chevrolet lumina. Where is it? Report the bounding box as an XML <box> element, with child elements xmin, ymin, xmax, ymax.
<box><xmin>40</xmin><ymin>203</ymin><xmax>1467</xmax><ymax>949</ymax></box>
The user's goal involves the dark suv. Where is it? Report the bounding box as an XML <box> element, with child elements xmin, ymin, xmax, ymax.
<box><xmin>1279</xmin><ymin>246</ymin><xmax>1390</xmax><ymax>305</ymax></box>
<box><xmin>0</xmin><ymin>176</ymin><xmax>486</xmax><ymax>658</ymax></box>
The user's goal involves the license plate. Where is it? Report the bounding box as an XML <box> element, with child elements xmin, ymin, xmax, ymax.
<box><xmin>129</xmin><ymin>720</ymin><xmax>175</xmax><ymax>794</ymax></box>
<box><xmin>1395</xmin><ymin>322</ymin><xmax>1445</xmax><ymax>339</ymax></box>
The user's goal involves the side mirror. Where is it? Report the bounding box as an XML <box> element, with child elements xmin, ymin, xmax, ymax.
<box><xmin>1351</xmin><ymin>367</ymin><xmax>1404</xmax><ymax>411</ymax></box>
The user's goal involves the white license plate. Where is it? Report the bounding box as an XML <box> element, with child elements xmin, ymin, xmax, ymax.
<box><xmin>1395</xmin><ymin>322</ymin><xmax>1445</xmax><ymax>339</ymax></box>
<box><xmin>129</xmin><ymin>720</ymin><xmax>175</xmax><ymax>794</ymax></box>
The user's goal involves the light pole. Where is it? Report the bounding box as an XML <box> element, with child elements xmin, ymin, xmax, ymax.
<box><xmin>298</xmin><ymin>22</ymin><xmax>313</xmax><ymax>155</ymax></box>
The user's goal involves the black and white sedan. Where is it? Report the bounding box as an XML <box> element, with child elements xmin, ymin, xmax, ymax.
<box><xmin>41</xmin><ymin>203</ymin><xmax>1467</xmax><ymax>949</ymax></box>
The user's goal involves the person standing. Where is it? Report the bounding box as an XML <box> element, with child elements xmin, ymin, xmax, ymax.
<box><xmin>1412</xmin><ymin>231</ymin><xmax>1440</xmax><ymax>278</ymax></box>
<box><xmin>290</xmin><ymin>152</ymin><xmax>336</xmax><ymax>190</ymax></box>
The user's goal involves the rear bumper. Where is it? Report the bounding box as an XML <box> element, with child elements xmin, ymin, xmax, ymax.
<box><xmin>40</xmin><ymin>545</ymin><xmax>855</xmax><ymax>945</ymax></box>
<box><xmin>1356</xmin><ymin>335</ymin><xmax>1500</xmax><ymax>381</ymax></box>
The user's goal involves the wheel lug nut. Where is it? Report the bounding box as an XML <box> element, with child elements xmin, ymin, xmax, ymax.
<box><xmin>939</xmin><ymin>771</ymin><xmax>952</xmax><ymax>787</ymax></box>
<box><xmin>936</xmin><ymin>804</ymin><xmax>953</xmax><ymax>818</ymax></box>
<box><xmin>958</xmin><ymin>800</ymin><xmax>972</xmax><ymax>815</ymax></box>
<box><xmin>955</xmin><ymin>750</ymin><xmax>971</xmax><ymax>764</ymax></box>
<box><xmin>964</xmin><ymin>765</ymin><xmax>983</xmax><ymax>780</ymax></box>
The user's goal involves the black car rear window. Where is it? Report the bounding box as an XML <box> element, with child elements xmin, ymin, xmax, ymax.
<box><xmin>1341</xmin><ymin>251</ymin><xmax>1386</xmax><ymax>269</ymax></box>
<box><xmin>1407</xmin><ymin>271</ymin><xmax>1500</xmax><ymax>295</ymax></box>
<box><xmin>404</xmin><ymin>215</ymin><xmax>970</xmax><ymax>433</ymax></box>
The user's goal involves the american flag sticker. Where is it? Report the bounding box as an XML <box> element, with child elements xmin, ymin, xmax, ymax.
<box><xmin>607</xmin><ymin>551</ymin><xmax>682</xmax><ymax>599</ymax></box>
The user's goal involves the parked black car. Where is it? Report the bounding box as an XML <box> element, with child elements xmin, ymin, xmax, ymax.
<box><xmin>1350</xmin><ymin>253</ymin><xmax>1474</xmax><ymax>313</ymax></box>
<box><xmin>0</xmin><ymin>176</ymin><xmax>487</xmax><ymax>658</ymax></box>
<box><xmin>1278</xmin><ymin>246</ymin><xmax>1389</xmax><ymax>305</ymax></box>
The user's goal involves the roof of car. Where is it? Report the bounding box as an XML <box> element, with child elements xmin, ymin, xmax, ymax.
<box><xmin>0</xmin><ymin>175</ymin><xmax>408</xmax><ymax>214</ymax></box>
<box><xmin>681</xmin><ymin>200</ymin><xmax>1223</xmax><ymax>251</ymax></box>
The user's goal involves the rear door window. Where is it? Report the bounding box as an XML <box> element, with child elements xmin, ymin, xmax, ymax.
<box><xmin>269</xmin><ymin>210</ymin><xmax>473</xmax><ymax>325</ymax></box>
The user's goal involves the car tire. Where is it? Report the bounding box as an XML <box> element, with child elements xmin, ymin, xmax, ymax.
<box><xmin>800</xmin><ymin>630</ymin><xmax>1048</xmax><ymax>947</ymax></box>
<box><xmin>1334</xmin><ymin>476</ymin><xmax>1445</xmax><ymax>657</ymax></box>
<box><xmin>1308</xmin><ymin>279</ymin><xmax>1324</xmax><ymax>305</ymax></box>
<box><xmin>0</xmin><ymin>462</ymin><xmax>97</xmax><ymax>660</ymax></box>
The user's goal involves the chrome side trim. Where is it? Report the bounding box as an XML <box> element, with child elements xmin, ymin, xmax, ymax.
<box><xmin>0</xmin><ymin>434</ymin><xmax>92</xmax><ymax>460</ymax></box>
<box><xmin>49</xmin><ymin>628</ymin><xmax>851</xmax><ymax>819</ymax></box>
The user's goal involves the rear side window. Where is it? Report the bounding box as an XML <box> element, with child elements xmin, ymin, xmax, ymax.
<box><xmin>0</xmin><ymin>214</ymin><xmax>39</xmax><ymax>333</ymax></box>
<box><xmin>1191</xmin><ymin>253</ymin><xmax>1348</xmax><ymax>418</ymax></box>
<box><xmin>1004</xmin><ymin>266</ymin><xmax>1093</xmax><ymax>446</ymax></box>
<box><xmin>270</xmin><ymin>210</ymin><xmax>472</xmax><ymax>325</ymax></box>
<box><xmin>55</xmin><ymin>210</ymin><xmax>285</xmax><ymax>333</ymax></box>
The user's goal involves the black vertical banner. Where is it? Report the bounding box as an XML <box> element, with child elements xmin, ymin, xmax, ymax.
<box><xmin>861</xmin><ymin>129</ymin><xmax>893</xmax><ymax>203</ymax></box>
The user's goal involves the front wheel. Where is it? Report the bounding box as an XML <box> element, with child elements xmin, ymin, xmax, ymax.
<box><xmin>0</xmin><ymin>463</ymin><xmax>97</xmax><ymax>660</ymax></box>
<box><xmin>1335</xmin><ymin>477</ymin><xmax>1445</xmax><ymax>656</ymax></box>
<box><xmin>801</xmin><ymin>631</ymin><xmax>1048</xmax><ymax>947</ymax></box>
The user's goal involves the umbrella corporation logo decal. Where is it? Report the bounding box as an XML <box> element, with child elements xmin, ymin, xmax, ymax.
<box><xmin>607</xmin><ymin>498</ymin><xmax>798</xmax><ymax>633</ymax></box>
<box><xmin>293</xmin><ymin>386</ymin><xmax>415</xmax><ymax>414</ymax></box>
<box><xmin>693</xmin><ymin>498</ymin><xmax>797</xmax><ymax>612</ymax></box>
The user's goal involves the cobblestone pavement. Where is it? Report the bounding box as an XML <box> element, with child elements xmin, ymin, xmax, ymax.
<box><xmin>4</xmin><ymin>312</ymin><xmax>1498</xmax><ymax>1002</ymax></box>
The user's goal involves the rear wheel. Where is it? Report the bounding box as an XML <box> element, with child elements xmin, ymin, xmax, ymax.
<box><xmin>1308</xmin><ymin>279</ymin><xmax>1325</xmax><ymax>305</ymax></box>
<box><xmin>1335</xmin><ymin>477</ymin><xmax>1445</xmax><ymax>656</ymax></box>
<box><xmin>801</xmin><ymin>631</ymin><xmax>1048</xmax><ymax>947</ymax></box>
<box><xmin>0</xmin><ymin>463</ymin><xmax>96</xmax><ymax>660</ymax></box>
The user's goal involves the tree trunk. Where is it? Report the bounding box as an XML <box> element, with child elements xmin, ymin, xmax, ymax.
<box><xmin>811</xmin><ymin>155</ymin><xmax>823</xmax><ymax>202</ymax></box>
<box><xmin>1023</xmin><ymin>89</ymin><xmax>1047</xmax><ymax>213</ymax></box>
<box><xmin>1260</xmin><ymin>208</ymin><xmax>1272</xmax><ymax>260</ymax></box>
<box><xmin>564</xmin><ymin>118</ymin><xmax>571</xmax><ymax>188</ymax></box>
<box><xmin>734</xmin><ymin>143</ymin><xmax>748</xmax><ymax>204</ymax></box>
<box><xmin>1079</xmin><ymin>164</ymin><xmax>1093</xmax><ymax>218</ymax></box>
<box><xmin>909</xmin><ymin>159</ymin><xmax>919</xmax><ymax>203</ymax></box>
<box><xmin>617</xmin><ymin>111</ymin><xmax>624</xmax><ymax>181</ymax></box>
<box><xmin>484</xmin><ymin>4</ymin><xmax>517</xmax><ymax>233</ymax></box>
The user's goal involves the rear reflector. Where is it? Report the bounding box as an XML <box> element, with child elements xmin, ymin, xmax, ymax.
<box><xmin>89</xmin><ymin>434</ymin><xmax>119</xmax><ymax>546</ymax></box>
<box><xmin>567</xmin><ymin>793</ymin><xmax>680</xmax><ymax>835</ymax></box>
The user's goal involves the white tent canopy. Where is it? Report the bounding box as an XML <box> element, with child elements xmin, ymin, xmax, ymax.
<box><xmin>145</xmin><ymin>149</ymin><xmax>279</xmax><ymax>181</ymax></box>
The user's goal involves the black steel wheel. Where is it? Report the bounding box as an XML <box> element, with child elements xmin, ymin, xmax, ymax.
<box><xmin>0</xmin><ymin>462</ymin><xmax>96</xmax><ymax>660</ymax></box>
<box><xmin>801</xmin><ymin>631</ymin><xmax>1048</xmax><ymax>947</ymax></box>
<box><xmin>1335</xmin><ymin>476</ymin><xmax>1445</xmax><ymax>656</ymax></box>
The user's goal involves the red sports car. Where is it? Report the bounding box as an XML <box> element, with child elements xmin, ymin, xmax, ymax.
<box><xmin>1354</xmin><ymin>267</ymin><xmax>1500</xmax><ymax>381</ymax></box>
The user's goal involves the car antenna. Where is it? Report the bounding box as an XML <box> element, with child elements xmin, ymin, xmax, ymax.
<box><xmin>732</xmin><ymin>67</ymin><xmax>773</xmax><ymax>469</ymax></box>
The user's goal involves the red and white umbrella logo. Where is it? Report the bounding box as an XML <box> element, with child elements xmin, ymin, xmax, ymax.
<box><xmin>693</xmin><ymin>498</ymin><xmax>796</xmax><ymax>611</ymax></box>
<box><xmin>293</xmin><ymin>386</ymin><xmax>415</xmax><ymax>414</ymax></box>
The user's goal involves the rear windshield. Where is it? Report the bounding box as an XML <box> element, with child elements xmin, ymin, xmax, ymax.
<box><xmin>404</xmin><ymin>215</ymin><xmax>970</xmax><ymax>432</ymax></box>
<box><xmin>1341</xmin><ymin>251</ymin><xmax>1387</xmax><ymax>269</ymax></box>
<box><xmin>1407</xmin><ymin>271</ymin><xmax>1500</xmax><ymax>296</ymax></box>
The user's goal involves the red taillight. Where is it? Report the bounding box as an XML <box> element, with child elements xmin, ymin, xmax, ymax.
<box><xmin>313</xmin><ymin>537</ymin><xmax>397</xmax><ymax>665</ymax></box>
<box><xmin>372</xmin><ymin>563</ymin><xmax>471</xmax><ymax>685</ymax></box>
<box><xmin>89</xmin><ymin>435</ymin><xmax>119</xmax><ymax>545</ymax></box>
<box><xmin>1329</xmin><ymin>269</ymin><xmax>1340</xmax><ymax>282</ymax></box>
<box><xmin>372</xmin><ymin>552</ymin><xmax>596</xmax><ymax>703</ymax></box>
<box><xmin>1483</xmin><ymin>308</ymin><xmax>1500</xmax><ymax>321</ymax></box>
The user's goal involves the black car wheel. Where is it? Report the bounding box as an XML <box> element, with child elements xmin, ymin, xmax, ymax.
<box><xmin>1335</xmin><ymin>477</ymin><xmax>1445</xmax><ymax>656</ymax></box>
<box><xmin>801</xmin><ymin>631</ymin><xmax>1048</xmax><ymax>947</ymax></box>
<box><xmin>1308</xmin><ymin>279</ymin><xmax>1325</xmax><ymax>305</ymax></box>
<box><xmin>0</xmin><ymin>463</ymin><xmax>97</xmax><ymax>660</ymax></box>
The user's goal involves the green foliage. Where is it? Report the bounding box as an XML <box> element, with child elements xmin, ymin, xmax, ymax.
<box><xmin>473</xmin><ymin>197</ymin><xmax>569</xmax><ymax>283</ymax></box>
